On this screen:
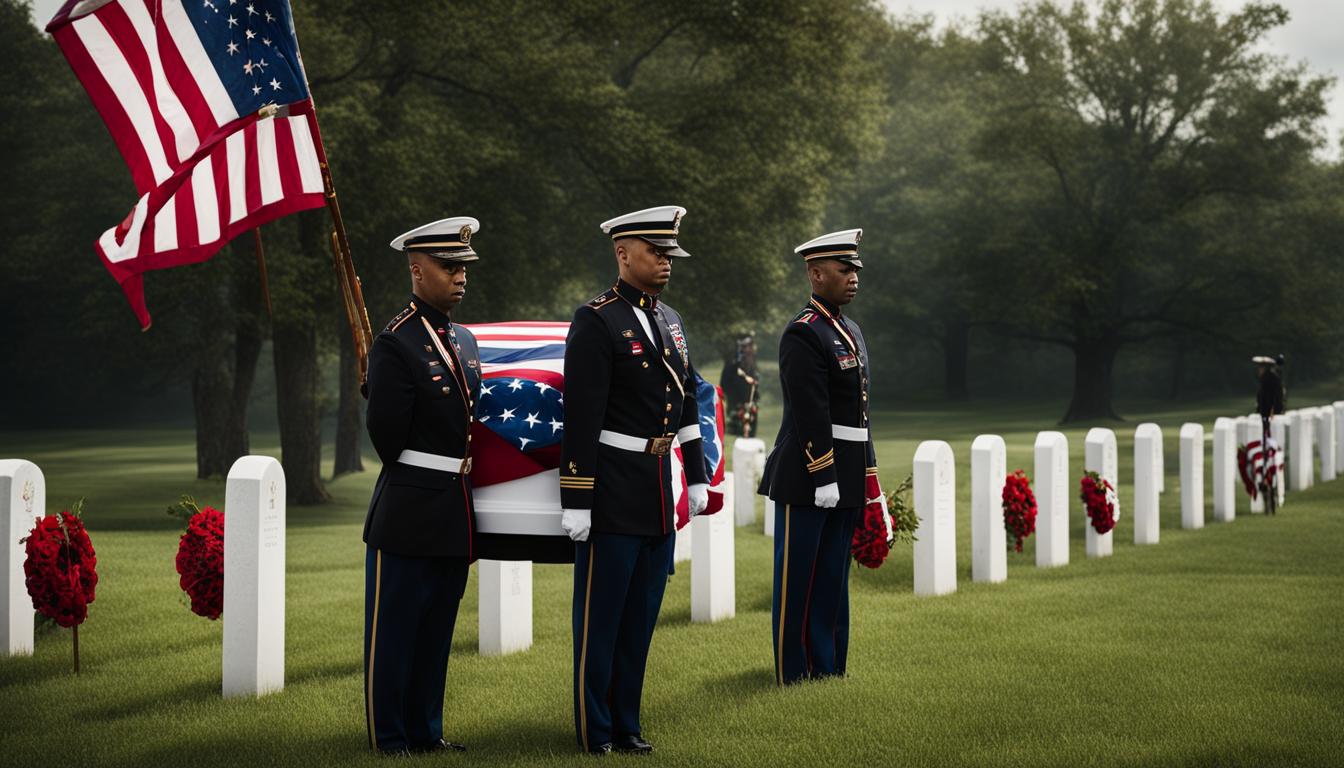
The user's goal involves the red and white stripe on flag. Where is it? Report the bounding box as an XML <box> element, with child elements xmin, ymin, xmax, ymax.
<box><xmin>47</xmin><ymin>0</ymin><xmax>328</xmax><ymax>328</ymax></box>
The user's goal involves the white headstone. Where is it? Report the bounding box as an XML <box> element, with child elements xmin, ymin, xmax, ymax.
<box><xmin>912</xmin><ymin>441</ymin><xmax>956</xmax><ymax>596</ymax></box>
<box><xmin>1134</xmin><ymin>424</ymin><xmax>1161</xmax><ymax>545</ymax></box>
<box><xmin>1316</xmin><ymin>408</ymin><xmax>1336</xmax><ymax>483</ymax></box>
<box><xmin>763</xmin><ymin>497</ymin><xmax>775</xmax><ymax>538</ymax></box>
<box><xmin>478</xmin><ymin>560</ymin><xmax>532</xmax><ymax>656</ymax></box>
<box><xmin>1333</xmin><ymin>402</ymin><xmax>1344</xmax><ymax>475</ymax></box>
<box><xmin>0</xmin><ymin>459</ymin><xmax>42</xmax><ymax>657</ymax></box>
<box><xmin>971</xmin><ymin>435</ymin><xmax>1007</xmax><ymax>583</ymax></box>
<box><xmin>1306</xmin><ymin>409</ymin><xmax>1317</xmax><ymax>488</ymax></box>
<box><xmin>1212</xmin><ymin>418</ymin><xmax>1236</xmax><ymax>523</ymax></box>
<box><xmin>223</xmin><ymin>455</ymin><xmax>285</xmax><ymax>698</ymax></box>
<box><xmin>732</xmin><ymin>438</ymin><xmax>765</xmax><ymax>527</ymax></box>
<box><xmin>1084</xmin><ymin>428</ymin><xmax>1118</xmax><ymax>558</ymax></box>
<box><xmin>1179</xmin><ymin>423</ymin><xmax>1205</xmax><ymax>529</ymax></box>
<box><xmin>1033</xmin><ymin>432</ymin><xmax>1069</xmax><ymax>568</ymax></box>
<box><xmin>1155</xmin><ymin>434</ymin><xmax>1165</xmax><ymax>495</ymax></box>
<box><xmin>1271</xmin><ymin>416</ymin><xmax>1287</xmax><ymax>507</ymax></box>
<box><xmin>1287</xmin><ymin>411</ymin><xmax>1311</xmax><ymax>492</ymax></box>
<box><xmin>1334</xmin><ymin>402</ymin><xmax>1344</xmax><ymax>475</ymax></box>
<box><xmin>673</xmin><ymin>517</ymin><xmax>692</xmax><ymax>563</ymax></box>
<box><xmin>692</xmin><ymin>472</ymin><xmax>735</xmax><ymax>623</ymax></box>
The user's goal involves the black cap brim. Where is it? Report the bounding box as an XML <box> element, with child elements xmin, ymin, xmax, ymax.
<box><xmin>420</xmin><ymin>248</ymin><xmax>479</xmax><ymax>263</ymax></box>
<box><xmin>639</xmin><ymin>236</ymin><xmax>691</xmax><ymax>258</ymax></box>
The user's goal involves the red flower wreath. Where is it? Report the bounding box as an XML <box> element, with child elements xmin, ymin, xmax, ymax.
<box><xmin>1002</xmin><ymin>470</ymin><xmax>1037</xmax><ymax>552</ymax></box>
<box><xmin>22</xmin><ymin>499</ymin><xmax>98</xmax><ymax>629</ymax></box>
<box><xmin>173</xmin><ymin>500</ymin><xmax>225</xmax><ymax>620</ymax></box>
<box><xmin>851</xmin><ymin>504</ymin><xmax>891</xmax><ymax>568</ymax></box>
<box><xmin>1080</xmin><ymin>471</ymin><xmax>1117</xmax><ymax>535</ymax></box>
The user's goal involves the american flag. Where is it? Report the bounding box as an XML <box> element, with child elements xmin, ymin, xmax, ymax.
<box><xmin>46</xmin><ymin>0</ymin><xmax>328</xmax><ymax>329</ymax></box>
<box><xmin>1237</xmin><ymin>438</ymin><xmax>1283</xmax><ymax>501</ymax></box>
<box><xmin>466</xmin><ymin>322</ymin><xmax>727</xmax><ymax>538</ymax></box>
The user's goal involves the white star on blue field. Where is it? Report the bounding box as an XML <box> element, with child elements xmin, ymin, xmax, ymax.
<box><xmin>477</xmin><ymin>378</ymin><xmax>564</xmax><ymax>451</ymax></box>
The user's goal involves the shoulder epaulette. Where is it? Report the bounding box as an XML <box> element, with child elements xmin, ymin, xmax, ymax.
<box><xmin>587</xmin><ymin>290</ymin><xmax>619</xmax><ymax>310</ymax></box>
<box><xmin>385</xmin><ymin>302</ymin><xmax>417</xmax><ymax>332</ymax></box>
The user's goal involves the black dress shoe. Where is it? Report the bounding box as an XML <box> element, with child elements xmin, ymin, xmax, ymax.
<box><xmin>417</xmin><ymin>738</ymin><xmax>467</xmax><ymax>753</ymax></box>
<box><xmin>614</xmin><ymin>734</ymin><xmax>653</xmax><ymax>754</ymax></box>
<box><xmin>587</xmin><ymin>742</ymin><xmax>613</xmax><ymax>756</ymax></box>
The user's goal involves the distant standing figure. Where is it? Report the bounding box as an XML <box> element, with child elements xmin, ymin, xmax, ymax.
<box><xmin>720</xmin><ymin>332</ymin><xmax>761</xmax><ymax>438</ymax></box>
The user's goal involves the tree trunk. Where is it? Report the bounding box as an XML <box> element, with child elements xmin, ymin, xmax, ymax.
<box><xmin>332</xmin><ymin>314</ymin><xmax>365</xmax><ymax>478</ymax></box>
<box><xmin>273</xmin><ymin>317</ymin><xmax>329</xmax><ymax>504</ymax></box>
<box><xmin>193</xmin><ymin>242</ymin><xmax>268</xmax><ymax>478</ymax></box>
<box><xmin>942</xmin><ymin>319</ymin><xmax>971</xmax><ymax>402</ymax></box>
<box><xmin>1061</xmin><ymin>336</ymin><xmax>1123</xmax><ymax>423</ymax></box>
<box><xmin>193</xmin><ymin>342</ymin><xmax>236</xmax><ymax>479</ymax></box>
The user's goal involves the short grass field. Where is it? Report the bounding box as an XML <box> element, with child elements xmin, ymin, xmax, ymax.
<box><xmin>2</xmin><ymin>394</ymin><xmax>1343</xmax><ymax>767</ymax></box>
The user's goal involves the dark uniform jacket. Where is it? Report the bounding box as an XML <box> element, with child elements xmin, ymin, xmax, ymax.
<box><xmin>363</xmin><ymin>296</ymin><xmax>482</xmax><ymax>559</ymax></box>
<box><xmin>759</xmin><ymin>294</ymin><xmax>877</xmax><ymax>508</ymax></box>
<box><xmin>560</xmin><ymin>279</ymin><xmax>709</xmax><ymax>537</ymax></box>
<box><xmin>1256</xmin><ymin>370</ymin><xmax>1284</xmax><ymax>418</ymax></box>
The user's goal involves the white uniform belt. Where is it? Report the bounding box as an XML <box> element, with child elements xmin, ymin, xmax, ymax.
<box><xmin>599</xmin><ymin>429</ymin><xmax>676</xmax><ymax>456</ymax></box>
<box><xmin>398</xmin><ymin>449</ymin><xmax>466</xmax><ymax>473</ymax></box>
<box><xmin>832</xmin><ymin>424</ymin><xmax>868</xmax><ymax>441</ymax></box>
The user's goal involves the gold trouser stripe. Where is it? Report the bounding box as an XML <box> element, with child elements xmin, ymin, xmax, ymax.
<box><xmin>777</xmin><ymin>505</ymin><xmax>791</xmax><ymax>686</ymax></box>
<box><xmin>578</xmin><ymin>542</ymin><xmax>596</xmax><ymax>751</ymax></box>
<box><xmin>366</xmin><ymin>550</ymin><xmax>383</xmax><ymax>750</ymax></box>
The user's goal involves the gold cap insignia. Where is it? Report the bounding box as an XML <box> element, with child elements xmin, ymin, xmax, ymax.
<box><xmin>459</xmin><ymin>225</ymin><xmax>472</xmax><ymax>244</ymax></box>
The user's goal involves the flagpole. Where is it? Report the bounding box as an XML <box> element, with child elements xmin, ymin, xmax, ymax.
<box><xmin>252</xmin><ymin>227</ymin><xmax>272</xmax><ymax>316</ymax></box>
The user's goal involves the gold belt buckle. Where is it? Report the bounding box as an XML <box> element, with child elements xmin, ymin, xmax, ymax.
<box><xmin>646</xmin><ymin>436</ymin><xmax>674</xmax><ymax>457</ymax></box>
<box><xmin>461</xmin><ymin>457</ymin><xmax>473</xmax><ymax>474</ymax></box>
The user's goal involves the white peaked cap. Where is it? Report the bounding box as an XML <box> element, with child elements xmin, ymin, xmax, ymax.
<box><xmin>795</xmin><ymin>228</ymin><xmax>863</xmax><ymax>267</ymax></box>
<box><xmin>600</xmin><ymin>205</ymin><xmax>690</xmax><ymax>258</ymax></box>
<box><xmin>390</xmin><ymin>216</ymin><xmax>481</xmax><ymax>261</ymax></box>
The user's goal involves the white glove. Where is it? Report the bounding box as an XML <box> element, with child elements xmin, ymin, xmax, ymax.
<box><xmin>561</xmin><ymin>508</ymin><xmax>591</xmax><ymax>542</ymax></box>
<box><xmin>814</xmin><ymin>482</ymin><xmax>841</xmax><ymax>509</ymax></box>
<box><xmin>688</xmin><ymin>484</ymin><xmax>709</xmax><ymax>517</ymax></box>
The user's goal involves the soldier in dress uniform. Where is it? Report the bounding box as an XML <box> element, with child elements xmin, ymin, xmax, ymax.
<box><xmin>362</xmin><ymin>216</ymin><xmax>484</xmax><ymax>755</ymax></box>
<box><xmin>560</xmin><ymin>205</ymin><xmax>711</xmax><ymax>755</ymax></box>
<box><xmin>758</xmin><ymin>228</ymin><xmax>885</xmax><ymax>686</ymax></box>
<box><xmin>719</xmin><ymin>332</ymin><xmax>761</xmax><ymax>438</ymax></box>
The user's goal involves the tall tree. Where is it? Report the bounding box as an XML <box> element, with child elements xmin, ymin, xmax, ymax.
<box><xmin>977</xmin><ymin>0</ymin><xmax>1330</xmax><ymax>420</ymax></box>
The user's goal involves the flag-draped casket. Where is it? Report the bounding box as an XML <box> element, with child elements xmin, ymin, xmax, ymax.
<box><xmin>466</xmin><ymin>322</ymin><xmax>727</xmax><ymax>563</ymax></box>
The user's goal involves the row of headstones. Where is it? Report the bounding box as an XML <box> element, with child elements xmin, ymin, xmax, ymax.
<box><xmin>737</xmin><ymin>402</ymin><xmax>1344</xmax><ymax>598</ymax></box>
<box><xmin>4</xmin><ymin>404</ymin><xmax>1338</xmax><ymax>691</ymax></box>
<box><xmin>1</xmin><ymin>455</ymin><xmax>742</xmax><ymax>697</ymax></box>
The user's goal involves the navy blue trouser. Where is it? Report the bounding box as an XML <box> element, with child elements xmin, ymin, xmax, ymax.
<box><xmin>573</xmin><ymin>531</ymin><xmax>674</xmax><ymax>751</ymax></box>
<box><xmin>364</xmin><ymin>548</ymin><xmax>469</xmax><ymax>752</ymax></box>
<box><xmin>772</xmin><ymin>504</ymin><xmax>860</xmax><ymax>685</ymax></box>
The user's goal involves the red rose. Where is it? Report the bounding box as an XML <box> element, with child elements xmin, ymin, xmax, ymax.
<box><xmin>175</xmin><ymin>506</ymin><xmax>225</xmax><ymax>620</ymax></box>
<box><xmin>23</xmin><ymin>509</ymin><xmax>98</xmax><ymax>629</ymax></box>
<box><xmin>1002</xmin><ymin>471</ymin><xmax>1037</xmax><ymax>553</ymax></box>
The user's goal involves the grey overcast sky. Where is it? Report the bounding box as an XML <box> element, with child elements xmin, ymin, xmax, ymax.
<box><xmin>883</xmin><ymin>0</ymin><xmax>1342</xmax><ymax>158</ymax></box>
<box><xmin>28</xmin><ymin>0</ymin><xmax>1342</xmax><ymax>157</ymax></box>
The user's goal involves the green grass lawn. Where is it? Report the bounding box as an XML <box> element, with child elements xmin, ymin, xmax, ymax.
<box><xmin>2</xmin><ymin>395</ymin><xmax>1342</xmax><ymax>767</ymax></box>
